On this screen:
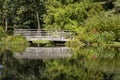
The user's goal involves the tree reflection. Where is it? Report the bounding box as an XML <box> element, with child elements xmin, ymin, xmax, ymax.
<box><xmin>0</xmin><ymin>49</ymin><xmax>46</xmax><ymax>80</ymax></box>
<box><xmin>0</xmin><ymin>46</ymin><xmax>120</xmax><ymax>80</ymax></box>
<box><xmin>43</xmin><ymin>47</ymin><xmax>120</xmax><ymax>80</ymax></box>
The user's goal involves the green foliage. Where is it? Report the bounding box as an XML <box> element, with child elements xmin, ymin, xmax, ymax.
<box><xmin>78</xmin><ymin>32</ymin><xmax>97</xmax><ymax>43</ymax></box>
<box><xmin>32</xmin><ymin>40</ymin><xmax>50</xmax><ymax>44</ymax></box>
<box><xmin>0</xmin><ymin>27</ymin><xmax>29</xmax><ymax>46</ymax></box>
<box><xmin>11</xmin><ymin>35</ymin><xmax>29</xmax><ymax>45</ymax></box>
<box><xmin>0</xmin><ymin>44</ymin><xmax>27</xmax><ymax>53</ymax></box>
<box><xmin>1</xmin><ymin>44</ymin><xmax>120</xmax><ymax>80</ymax></box>
<box><xmin>108</xmin><ymin>42</ymin><xmax>120</xmax><ymax>47</ymax></box>
<box><xmin>85</xmin><ymin>13</ymin><xmax>120</xmax><ymax>31</ymax></box>
<box><xmin>75</xmin><ymin>47</ymin><xmax>116</xmax><ymax>59</ymax></box>
<box><xmin>32</xmin><ymin>40</ymin><xmax>54</xmax><ymax>47</ymax></box>
<box><xmin>85</xmin><ymin>13</ymin><xmax>120</xmax><ymax>41</ymax></box>
<box><xmin>42</xmin><ymin>47</ymin><xmax>120</xmax><ymax>80</ymax></box>
<box><xmin>87</xmin><ymin>2</ymin><xmax>104</xmax><ymax>17</ymax></box>
<box><xmin>44</xmin><ymin>0</ymin><xmax>119</xmax><ymax>44</ymax></box>
<box><xmin>10</xmin><ymin>44</ymin><xmax>27</xmax><ymax>53</ymax></box>
<box><xmin>76</xmin><ymin>28</ymin><xmax>116</xmax><ymax>44</ymax></box>
<box><xmin>75</xmin><ymin>27</ymin><xmax>97</xmax><ymax>44</ymax></box>
<box><xmin>4</xmin><ymin>35</ymin><xmax>29</xmax><ymax>45</ymax></box>
<box><xmin>65</xmin><ymin>39</ymin><xmax>85</xmax><ymax>47</ymax></box>
<box><xmin>43</xmin><ymin>0</ymin><xmax>93</xmax><ymax>30</ymax></box>
<box><xmin>0</xmin><ymin>0</ymin><xmax>46</xmax><ymax>30</ymax></box>
<box><xmin>0</xmin><ymin>27</ymin><xmax>6</xmax><ymax>39</ymax></box>
<box><xmin>96</xmin><ymin>31</ymin><xmax>115</xmax><ymax>44</ymax></box>
<box><xmin>114</xmin><ymin>0</ymin><xmax>120</xmax><ymax>13</ymax></box>
<box><xmin>0</xmin><ymin>0</ymin><xmax>119</xmax><ymax>45</ymax></box>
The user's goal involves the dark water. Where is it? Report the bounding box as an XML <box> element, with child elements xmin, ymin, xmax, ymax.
<box><xmin>0</xmin><ymin>46</ymin><xmax>120</xmax><ymax>80</ymax></box>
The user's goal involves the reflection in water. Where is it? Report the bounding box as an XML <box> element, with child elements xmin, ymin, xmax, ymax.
<box><xmin>0</xmin><ymin>65</ymin><xmax>3</xmax><ymax>77</ymax></box>
<box><xmin>0</xmin><ymin>46</ymin><xmax>120</xmax><ymax>80</ymax></box>
<box><xmin>14</xmin><ymin>47</ymin><xmax>72</xmax><ymax>59</ymax></box>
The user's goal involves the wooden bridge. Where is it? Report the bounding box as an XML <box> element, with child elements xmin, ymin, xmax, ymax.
<box><xmin>14</xmin><ymin>47</ymin><xmax>73</xmax><ymax>59</ymax></box>
<box><xmin>14</xmin><ymin>29</ymin><xmax>74</xmax><ymax>41</ymax></box>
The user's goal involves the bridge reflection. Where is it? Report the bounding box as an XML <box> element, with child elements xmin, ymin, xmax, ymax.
<box><xmin>14</xmin><ymin>47</ymin><xmax>73</xmax><ymax>59</ymax></box>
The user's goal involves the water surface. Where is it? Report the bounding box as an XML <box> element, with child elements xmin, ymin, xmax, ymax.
<box><xmin>0</xmin><ymin>46</ymin><xmax>120</xmax><ymax>80</ymax></box>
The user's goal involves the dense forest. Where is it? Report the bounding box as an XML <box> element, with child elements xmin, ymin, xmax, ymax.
<box><xmin>0</xmin><ymin>0</ymin><xmax>120</xmax><ymax>45</ymax></box>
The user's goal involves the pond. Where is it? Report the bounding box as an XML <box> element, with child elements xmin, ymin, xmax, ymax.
<box><xmin>0</xmin><ymin>45</ymin><xmax>120</xmax><ymax>80</ymax></box>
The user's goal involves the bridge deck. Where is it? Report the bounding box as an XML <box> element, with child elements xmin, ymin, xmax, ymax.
<box><xmin>14</xmin><ymin>29</ymin><xmax>74</xmax><ymax>41</ymax></box>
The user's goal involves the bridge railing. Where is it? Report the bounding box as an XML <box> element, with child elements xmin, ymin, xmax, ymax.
<box><xmin>14</xmin><ymin>29</ymin><xmax>74</xmax><ymax>40</ymax></box>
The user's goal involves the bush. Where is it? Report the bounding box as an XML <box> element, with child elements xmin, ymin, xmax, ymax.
<box><xmin>65</xmin><ymin>39</ymin><xmax>85</xmax><ymax>48</ymax></box>
<box><xmin>95</xmin><ymin>31</ymin><xmax>115</xmax><ymax>44</ymax></box>
<box><xmin>85</xmin><ymin>13</ymin><xmax>120</xmax><ymax>41</ymax></box>
<box><xmin>8</xmin><ymin>35</ymin><xmax>29</xmax><ymax>45</ymax></box>
<box><xmin>76</xmin><ymin>28</ymin><xmax>98</xmax><ymax>44</ymax></box>
<box><xmin>76</xmin><ymin>28</ymin><xmax>115</xmax><ymax>44</ymax></box>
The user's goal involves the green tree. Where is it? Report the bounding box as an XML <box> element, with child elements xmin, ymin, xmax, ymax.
<box><xmin>0</xmin><ymin>0</ymin><xmax>46</xmax><ymax>32</ymax></box>
<box><xmin>43</xmin><ymin>0</ymin><xmax>94</xmax><ymax>30</ymax></box>
<box><xmin>0</xmin><ymin>0</ymin><xmax>16</xmax><ymax>31</ymax></box>
<box><xmin>13</xmin><ymin>0</ymin><xmax>46</xmax><ymax>29</ymax></box>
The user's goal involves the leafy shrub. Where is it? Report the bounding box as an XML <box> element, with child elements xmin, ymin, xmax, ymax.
<box><xmin>8</xmin><ymin>35</ymin><xmax>29</xmax><ymax>45</ymax></box>
<box><xmin>95</xmin><ymin>31</ymin><xmax>115</xmax><ymax>44</ymax></box>
<box><xmin>76</xmin><ymin>28</ymin><xmax>115</xmax><ymax>44</ymax></box>
<box><xmin>10</xmin><ymin>44</ymin><xmax>28</xmax><ymax>52</ymax></box>
<box><xmin>76</xmin><ymin>27</ymin><xmax>98</xmax><ymax>44</ymax></box>
<box><xmin>85</xmin><ymin>13</ymin><xmax>120</xmax><ymax>41</ymax></box>
<box><xmin>65</xmin><ymin>39</ymin><xmax>85</xmax><ymax>48</ymax></box>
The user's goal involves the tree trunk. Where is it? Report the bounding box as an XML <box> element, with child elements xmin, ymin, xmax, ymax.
<box><xmin>34</xmin><ymin>0</ymin><xmax>40</xmax><ymax>30</ymax></box>
<box><xmin>5</xmin><ymin>17</ymin><xmax>8</xmax><ymax>32</ymax></box>
<box><xmin>36</xmin><ymin>11</ymin><xmax>40</xmax><ymax>30</ymax></box>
